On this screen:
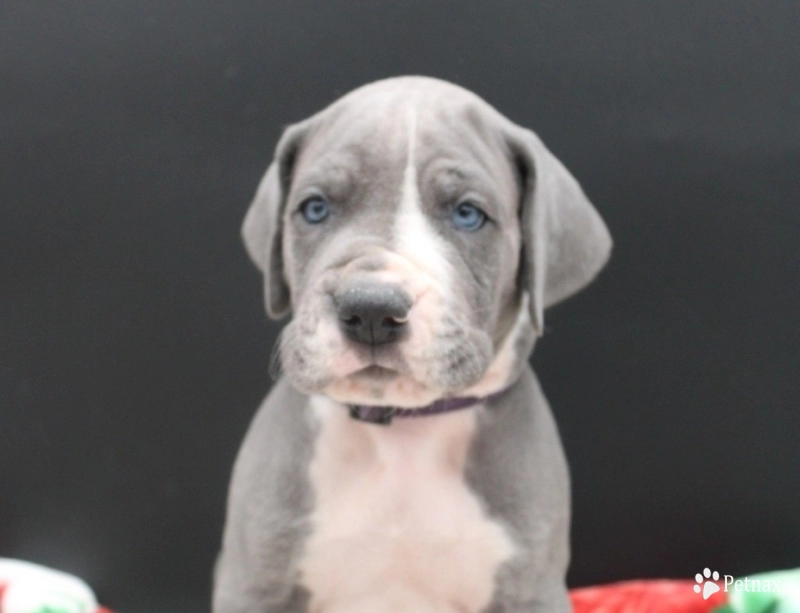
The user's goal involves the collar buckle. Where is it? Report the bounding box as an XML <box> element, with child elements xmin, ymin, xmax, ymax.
<box><xmin>349</xmin><ymin>405</ymin><xmax>395</xmax><ymax>425</ymax></box>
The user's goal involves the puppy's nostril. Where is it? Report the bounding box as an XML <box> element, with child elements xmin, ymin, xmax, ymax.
<box><xmin>383</xmin><ymin>316</ymin><xmax>404</xmax><ymax>328</ymax></box>
<box><xmin>342</xmin><ymin>315</ymin><xmax>362</xmax><ymax>327</ymax></box>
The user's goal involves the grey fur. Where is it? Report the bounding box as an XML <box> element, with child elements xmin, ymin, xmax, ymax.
<box><xmin>466</xmin><ymin>370</ymin><xmax>572</xmax><ymax>612</ymax></box>
<box><xmin>213</xmin><ymin>379</ymin><xmax>315</xmax><ymax>613</ymax></box>
<box><xmin>217</xmin><ymin>76</ymin><xmax>612</xmax><ymax>612</ymax></box>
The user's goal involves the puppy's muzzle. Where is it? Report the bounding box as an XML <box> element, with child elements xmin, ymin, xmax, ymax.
<box><xmin>333</xmin><ymin>281</ymin><xmax>412</xmax><ymax>346</ymax></box>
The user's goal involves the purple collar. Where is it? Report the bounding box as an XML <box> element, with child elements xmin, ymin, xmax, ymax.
<box><xmin>348</xmin><ymin>389</ymin><xmax>506</xmax><ymax>425</ymax></box>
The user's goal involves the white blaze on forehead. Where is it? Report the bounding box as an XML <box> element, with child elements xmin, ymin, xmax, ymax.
<box><xmin>392</xmin><ymin>109</ymin><xmax>454</xmax><ymax>289</ymax></box>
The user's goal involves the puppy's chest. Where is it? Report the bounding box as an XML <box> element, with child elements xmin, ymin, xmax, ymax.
<box><xmin>299</xmin><ymin>396</ymin><xmax>515</xmax><ymax>613</ymax></box>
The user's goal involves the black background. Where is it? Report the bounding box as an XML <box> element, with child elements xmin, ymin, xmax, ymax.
<box><xmin>2</xmin><ymin>2</ymin><xmax>798</xmax><ymax>611</ymax></box>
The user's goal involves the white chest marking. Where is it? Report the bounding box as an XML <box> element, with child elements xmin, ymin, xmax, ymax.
<box><xmin>299</xmin><ymin>396</ymin><xmax>516</xmax><ymax>613</ymax></box>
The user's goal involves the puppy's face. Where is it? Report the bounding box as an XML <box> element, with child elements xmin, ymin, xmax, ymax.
<box><xmin>244</xmin><ymin>77</ymin><xmax>612</xmax><ymax>407</ymax></box>
<box><xmin>281</xmin><ymin>93</ymin><xmax>524</xmax><ymax>406</ymax></box>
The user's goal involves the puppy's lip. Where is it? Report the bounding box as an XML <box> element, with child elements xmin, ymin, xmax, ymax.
<box><xmin>350</xmin><ymin>365</ymin><xmax>399</xmax><ymax>382</ymax></box>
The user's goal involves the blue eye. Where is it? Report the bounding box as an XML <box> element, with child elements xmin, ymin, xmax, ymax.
<box><xmin>452</xmin><ymin>201</ymin><xmax>487</xmax><ymax>231</ymax></box>
<box><xmin>300</xmin><ymin>196</ymin><xmax>330</xmax><ymax>224</ymax></box>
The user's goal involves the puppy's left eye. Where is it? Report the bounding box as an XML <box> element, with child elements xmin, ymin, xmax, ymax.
<box><xmin>452</xmin><ymin>201</ymin><xmax>487</xmax><ymax>231</ymax></box>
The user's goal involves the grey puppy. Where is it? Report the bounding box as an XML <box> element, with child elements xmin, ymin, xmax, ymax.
<box><xmin>214</xmin><ymin>76</ymin><xmax>611</xmax><ymax>613</ymax></box>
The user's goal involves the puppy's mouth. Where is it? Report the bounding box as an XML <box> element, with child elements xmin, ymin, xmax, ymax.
<box><xmin>349</xmin><ymin>364</ymin><xmax>400</xmax><ymax>382</ymax></box>
<box><xmin>336</xmin><ymin>340</ymin><xmax>409</xmax><ymax>380</ymax></box>
<box><xmin>323</xmin><ymin>361</ymin><xmax>440</xmax><ymax>407</ymax></box>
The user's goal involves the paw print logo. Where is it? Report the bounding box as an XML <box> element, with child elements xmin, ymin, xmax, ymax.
<box><xmin>693</xmin><ymin>567</ymin><xmax>721</xmax><ymax>600</ymax></box>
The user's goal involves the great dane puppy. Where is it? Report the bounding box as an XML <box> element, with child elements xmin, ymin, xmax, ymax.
<box><xmin>214</xmin><ymin>76</ymin><xmax>611</xmax><ymax>613</ymax></box>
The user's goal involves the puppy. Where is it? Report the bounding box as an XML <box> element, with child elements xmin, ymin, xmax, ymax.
<box><xmin>214</xmin><ymin>76</ymin><xmax>611</xmax><ymax>613</ymax></box>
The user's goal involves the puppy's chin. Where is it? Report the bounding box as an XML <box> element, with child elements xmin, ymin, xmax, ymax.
<box><xmin>322</xmin><ymin>368</ymin><xmax>446</xmax><ymax>408</ymax></box>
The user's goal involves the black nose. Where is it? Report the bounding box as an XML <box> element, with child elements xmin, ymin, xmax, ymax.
<box><xmin>334</xmin><ymin>282</ymin><xmax>412</xmax><ymax>346</ymax></box>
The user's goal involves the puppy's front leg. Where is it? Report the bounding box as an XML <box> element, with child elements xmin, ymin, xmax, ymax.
<box><xmin>213</xmin><ymin>380</ymin><xmax>316</xmax><ymax>613</ymax></box>
<box><xmin>485</xmin><ymin>586</ymin><xmax>572</xmax><ymax>613</ymax></box>
<box><xmin>213</xmin><ymin>558</ymin><xmax>309</xmax><ymax>613</ymax></box>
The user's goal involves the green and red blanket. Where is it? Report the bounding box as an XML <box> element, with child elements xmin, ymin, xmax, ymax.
<box><xmin>1</xmin><ymin>558</ymin><xmax>798</xmax><ymax>613</ymax></box>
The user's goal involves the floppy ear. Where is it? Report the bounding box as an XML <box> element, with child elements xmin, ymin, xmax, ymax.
<box><xmin>509</xmin><ymin>127</ymin><xmax>612</xmax><ymax>336</ymax></box>
<box><xmin>242</xmin><ymin>122</ymin><xmax>308</xmax><ymax>319</ymax></box>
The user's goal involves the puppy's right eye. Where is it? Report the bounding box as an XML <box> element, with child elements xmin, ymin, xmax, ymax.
<box><xmin>300</xmin><ymin>196</ymin><xmax>330</xmax><ymax>224</ymax></box>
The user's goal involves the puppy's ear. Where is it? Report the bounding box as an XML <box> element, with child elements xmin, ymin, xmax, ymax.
<box><xmin>242</xmin><ymin>122</ymin><xmax>309</xmax><ymax>319</ymax></box>
<box><xmin>508</xmin><ymin>127</ymin><xmax>612</xmax><ymax>335</ymax></box>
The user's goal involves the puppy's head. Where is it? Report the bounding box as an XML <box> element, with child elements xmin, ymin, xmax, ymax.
<box><xmin>243</xmin><ymin>77</ymin><xmax>611</xmax><ymax>407</ymax></box>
